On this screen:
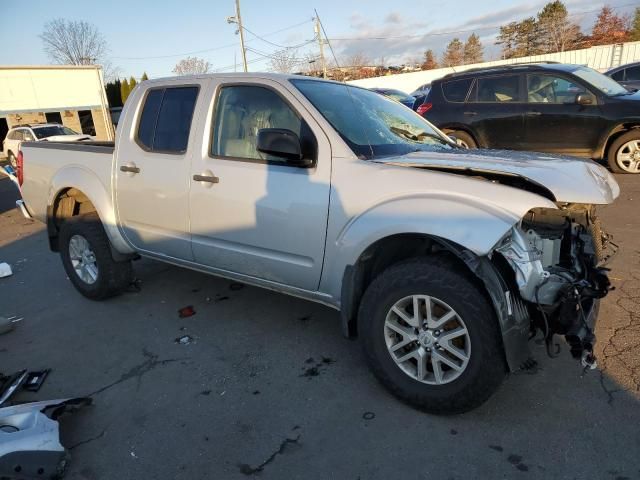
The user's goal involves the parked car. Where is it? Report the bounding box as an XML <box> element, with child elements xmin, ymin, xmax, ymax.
<box><xmin>410</xmin><ymin>83</ymin><xmax>431</xmax><ymax>98</ymax></box>
<box><xmin>17</xmin><ymin>74</ymin><xmax>618</xmax><ymax>414</ymax></box>
<box><xmin>370</xmin><ymin>88</ymin><xmax>416</xmax><ymax>109</ymax></box>
<box><xmin>2</xmin><ymin>123</ymin><xmax>92</xmax><ymax>168</ymax></box>
<box><xmin>417</xmin><ymin>62</ymin><xmax>640</xmax><ymax>173</ymax></box>
<box><xmin>605</xmin><ymin>61</ymin><xmax>640</xmax><ymax>91</ymax></box>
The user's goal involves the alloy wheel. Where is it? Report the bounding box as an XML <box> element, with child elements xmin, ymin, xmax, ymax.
<box><xmin>616</xmin><ymin>140</ymin><xmax>640</xmax><ymax>173</ymax></box>
<box><xmin>384</xmin><ymin>295</ymin><xmax>471</xmax><ymax>385</ymax></box>
<box><xmin>68</xmin><ymin>234</ymin><xmax>99</xmax><ymax>284</ymax></box>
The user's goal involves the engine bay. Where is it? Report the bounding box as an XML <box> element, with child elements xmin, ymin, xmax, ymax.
<box><xmin>495</xmin><ymin>204</ymin><xmax>615</xmax><ymax>366</ymax></box>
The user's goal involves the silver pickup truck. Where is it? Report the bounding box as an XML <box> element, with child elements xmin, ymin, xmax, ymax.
<box><xmin>17</xmin><ymin>73</ymin><xmax>619</xmax><ymax>414</ymax></box>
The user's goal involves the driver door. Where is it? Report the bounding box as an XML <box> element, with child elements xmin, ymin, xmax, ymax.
<box><xmin>189</xmin><ymin>80</ymin><xmax>331</xmax><ymax>291</ymax></box>
<box><xmin>523</xmin><ymin>73</ymin><xmax>603</xmax><ymax>156</ymax></box>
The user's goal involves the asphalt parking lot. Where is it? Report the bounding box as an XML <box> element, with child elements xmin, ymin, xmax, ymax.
<box><xmin>0</xmin><ymin>173</ymin><xmax>639</xmax><ymax>480</ymax></box>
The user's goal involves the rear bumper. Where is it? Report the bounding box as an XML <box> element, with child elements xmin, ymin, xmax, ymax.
<box><xmin>16</xmin><ymin>200</ymin><xmax>32</xmax><ymax>219</ymax></box>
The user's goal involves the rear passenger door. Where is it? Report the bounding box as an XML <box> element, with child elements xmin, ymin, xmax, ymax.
<box><xmin>464</xmin><ymin>74</ymin><xmax>525</xmax><ymax>149</ymax></box>
<box><xmin>115</xmin><ymin>81</ymin><xmax>204</xmax><ymax>260</ymax></box>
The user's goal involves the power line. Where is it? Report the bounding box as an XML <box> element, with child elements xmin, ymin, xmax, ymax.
<box><xmin>112</xmin><ymin>18</ymin><xmax>314</xmax><ymax>60</ymax></box>
<box><xmin>242</xmin><ymin>25</ymin><xmax>315</xmax><ymax>50</ymax></box>
<box><xmin>315</xmin><ymin>9</ymin><xmax>340</xmax><ymax>69</ymax></box>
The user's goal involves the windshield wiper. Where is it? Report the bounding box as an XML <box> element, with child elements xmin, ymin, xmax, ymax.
<box><xmin>390</xmin><ymin>126</ymin><xmax>446</xmax><ymax>144</ymax></box>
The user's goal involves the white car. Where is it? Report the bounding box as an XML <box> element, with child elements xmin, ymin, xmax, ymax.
<box><xmin>3</xmin><ymin>123</ymin><xmax>92</xmax><ymax>167</ymax></box>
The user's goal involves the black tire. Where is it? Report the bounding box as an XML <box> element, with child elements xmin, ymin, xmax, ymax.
<box><xmin>7</xmin><ymin>152</ymin><xmax>16</xmax><ymax>168</ymax></box>
<box><xmin>59</xmin><ymin>212</ymin><xmax>132</xmax><ymax>300</ymax></box>
<box><xmin>358</xmin><ymin>256</ymin><xmax>506</xmax><ymax>414</ymax></box>
<box><xmin>450</xmin><ymin>130</ymin><xmax>477</xmax><ymax>149</ymax></box>
<box><xmin>607</xmin><ymin>130</ymin><xmax>640</xmax><ymax>174</ymax></box>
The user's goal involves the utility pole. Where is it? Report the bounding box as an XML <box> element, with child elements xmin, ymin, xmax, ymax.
<box><xmin>227</xmin><ymin>0</ymin><xmax>248</xmax><ymax>72</ymax></box>
<box><xmin>314</xmin><ymin>15</ymin><xmax>327</xmax><ymax>78</ymax></box>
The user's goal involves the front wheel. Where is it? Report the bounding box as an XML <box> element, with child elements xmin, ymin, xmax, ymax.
<box><xmin>59</xmin><ymin>212</ymin><xmax>132</xmax><ymax>300</ymax></box>
<box><xmin>7</xmin><ymin>152</ymin><xmax>16</xmax><ymax>168</ymax></box>
<box><xmin>449</xmin><ymin>130</ymin><xmax>477</xmax><ymax>149</ymax></box>
<box><xmin>358</xmin><ymin>256</ymin><xmax>506</xmax><ymax>414</ymax></box>
<box><xmin>608</xmin><ymin>131</ymin><xmax>640</xmax><ymax>174</ymax></box>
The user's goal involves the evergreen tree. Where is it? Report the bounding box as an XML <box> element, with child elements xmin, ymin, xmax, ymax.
<box><xmin>463</xmin><ymin>33</ymin><xmax>483</xmax><ymax>64</ymax></box>
<box><xmin>104</xmin><ymin>79</ymin><xmax>123</xmax><ymax>107</ymax></box>
<box><xmin>589</xmin><ymin>6</ymin><xmax>630</xmax><ymax>46</ymax></box>
<box><xmin>537</xmin><ymin>0</ymin><xmax>582</xmax><ymax>53</ymax></box>
<box><xmin>496</xmin><ymin>22</ymin><xmax>519</xmax><ymax>59</ymax></box>
<box><xmin>442</xmin><ymin>38</ymin><xmax>464</xmax><ymax>67</ymax></box>
<box><xmin>421</xmin><ymin>50</ymin><xmax>438</xmax><ymax>70</ymax></box>
<box><xmin>129</xmin><ymin>76</ymin><xmax>138</xmax><ymax>93</ymax></box>
<box><xmin>120</xmin><ymin>78</ymin><xmax>130</xmax><ymax>103</ymax></box>
<box><xmin>631</xmin><ymin>7</ymin><xmax>640</xmax><ymax>41</ymax></box>
<box><xmin>141</xmin><ymin>72</ymin><xmax>149</xmax><ymax>81</ymax></box>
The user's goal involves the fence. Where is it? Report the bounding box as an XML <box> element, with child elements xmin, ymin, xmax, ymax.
<box><xmin>348</xmin><ymin>41</ymin><xmax>640</xmax><ymax>93</ymax></box>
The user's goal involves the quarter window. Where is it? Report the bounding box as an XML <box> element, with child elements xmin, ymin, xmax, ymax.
<box><xmin>136</xmin><ymin>86</ymin><xmax>198</xmax><ymax>153</ymax></box>
<box><xmin>476</xmin><ymin>75</ymin><xmax>520</xmax><ymax>103</ymax></box>
<box><xmin>441</xmin><ymin>78</ymin><xmax>473</xmax><ymax>102</ymax></box>
<box><xmin>211</xmin><ymin>85</ymin><xmax>309</xmax><ymax>163</ymax></box>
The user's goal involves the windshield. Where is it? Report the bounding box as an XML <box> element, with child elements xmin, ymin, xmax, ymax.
<box><xmin>292</xmin><ymin>79</ymin><xmax>453</xmax><ymax>159</ymax></box>
<box><xmin>33</xmin><ymin>125</ymin><xmax>79</xmax><ymax>139</ymax></box>
<box><xmin>380</xmin><ymin>89</ymin><xmax>414</xmax><ymax>102</ymax></box>
<box><xmin>571</xmin><ymin>66</ymin><xmax>628</xmax><ymax>96</ymax></box>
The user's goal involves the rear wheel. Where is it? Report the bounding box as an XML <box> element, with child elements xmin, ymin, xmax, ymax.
<box><xmin>358</xmin><ymin>256</ymin><xmax>506</xmax><ymax>414</ymax></box>
<box><xmin>608</xmin><ymin>130</ymin><xmax>640</xmax><ymax>174</ymax></box>
<box><xmin>450</xmin><ymin>130</ymin><xmax>477</xmax><ymax>149</ymax></box>
<box><xmin>59</xmin><ymin>212</ymin><xmax>132</xmax><ymax>300</ymax></box>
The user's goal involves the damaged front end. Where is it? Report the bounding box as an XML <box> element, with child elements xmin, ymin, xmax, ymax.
<box><xmin>495</xmin><ymin>204</ymin><xmax>615</xmax><ymax>367</ymax></box>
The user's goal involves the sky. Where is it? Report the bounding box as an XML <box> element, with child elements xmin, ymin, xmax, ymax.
<box><xmin>1</xmin><ymin>0</ymin><xmax>637</xmax><ymax>80</ymax></box>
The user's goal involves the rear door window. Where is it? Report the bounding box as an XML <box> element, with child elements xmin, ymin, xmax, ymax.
<box><xmin>136</xmin><ymin>86</ymin><xmax>199</xmax><ymax>153</ymax></box>
<box><xmin>610</xmin><ymin>69</ymin><xmax>625</xmax><ymax>81</ymax></box>
<box><xmin>441</xmin><ymin>78</ymin><xmax>473</xmax><ymax>102</ymax></box>
<box><xmin>476</xmin><ymin>75</ymin><xmax>521</xmax><ymax>103</ymax></box>
<box><xmin>625</xmin><ymin>66</ymin><xmax>640</xmax><ymax>81</ymax></box>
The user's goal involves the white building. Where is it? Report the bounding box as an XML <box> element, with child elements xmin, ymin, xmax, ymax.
<box><xmin>0</xmin><ymin>65</ymin><xmax>114</xmax><ymax>144</ymax></box>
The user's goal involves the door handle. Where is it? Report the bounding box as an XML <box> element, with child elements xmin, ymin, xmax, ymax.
<box><xmin>526</xmin><ymin>111</ymin><xmax>542</xmax><ymax>116</ymax></box>
<box><xmin>193</xmin><ymin>174</ymin><xmax>219</xmax><ymax>184</ymax></box>
<box><xmin>120</xmin><ymin>165</ymin><xmax>140</xmax><ymax>174</ymax></box>
<box><xmin>464</xmin><ymin>111</ymin><xmax>478</xmax><ymax>116</ymax></box>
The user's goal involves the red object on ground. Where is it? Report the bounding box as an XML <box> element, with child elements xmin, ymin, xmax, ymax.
<box><xmin>178</xmin><ymin>305</ymin><xmax>196</xmax><ymax>318</ymax></box>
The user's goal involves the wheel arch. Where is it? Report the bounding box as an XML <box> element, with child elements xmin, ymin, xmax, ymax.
<box><xmin>339</xmin><ymin>232</ymin><xmax>530</xmax><ymax>372</ymax></box>
<box><xmin>48</xmin><ymin>181</ymin><xmax>133</xmax><ymax>259</ymax></box>
<box><xmin>598</xmin><ymin>122</ymin><xmax>640</xmax><ymax>160</ymax></box>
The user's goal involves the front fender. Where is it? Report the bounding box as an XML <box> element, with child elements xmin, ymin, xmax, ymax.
<box><xmin>320</xmin><ymin>191</ymin><xmax>556</xmax><ymax>301</ymax></box>
<box><xmin>48</xmin><ymin>166</ymin><xmax>133</xmax><ymax>254</ymax></box>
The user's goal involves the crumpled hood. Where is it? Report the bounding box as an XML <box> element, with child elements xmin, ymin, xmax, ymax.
<box><xmin>42</xmin><ymin>134</ymin><xmax>92</xmax><ymax>142</ymax></box>
<box><xmin>374</xmin><ymin>149</ymin><xmax>620</xmax><ymax>204</ymax></box>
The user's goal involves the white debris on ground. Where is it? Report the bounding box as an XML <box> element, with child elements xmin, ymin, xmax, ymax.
<box><xmin>0</xmin><ymin>263</ymin><xmax>12</xmax><ymax>278</ymax></box>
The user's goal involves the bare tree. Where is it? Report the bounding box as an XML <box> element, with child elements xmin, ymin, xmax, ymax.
<box><xmin>172</xmin><ymin>57</ymin><xmax>211</xmax><ymax>75</ymax></box>
<box><xmin>40</xmin><ymin>19</ymin><xmax>108</xmax><ymax>65</ymax></box>
<box><xmin>268</xmin><ymin>49</ymin><xmax>300</xmax><ymax>74</ymax></box>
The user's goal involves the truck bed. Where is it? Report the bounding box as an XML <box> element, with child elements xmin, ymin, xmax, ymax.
<box><xmin>20</xmin><ymin>141</ymin><xmax>115</xmax><ymax>224</ymax></box>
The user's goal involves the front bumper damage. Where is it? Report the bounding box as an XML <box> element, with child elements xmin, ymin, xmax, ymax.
<box><xmin>494</xmin><ymin>205</ymin><xmax>614</xmax><ymax>368</ymax></box>
<box><xmin>0</xmin><ymin>397</ymin><xmax>91</xmax><ymax>479</ymax></box>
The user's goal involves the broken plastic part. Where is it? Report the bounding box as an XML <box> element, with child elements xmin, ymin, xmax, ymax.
<box><xmin>0</xmin><ymin>371</ymin><xmax>28</xmax><ymax>407</ymax></box>
<box><xmin>0</xmin><ymin>263</ymin><xmax>12</xmax><ymax>278</ymax></box>
<box><xmin>23</xmin><ymin>370</ymin><xmax>51</xmax><ymax>393</ymax></box>
<box><xmin>0</xmin><ymin>397</ymin><xmax>91</xmax><ymax>480</ymax></box>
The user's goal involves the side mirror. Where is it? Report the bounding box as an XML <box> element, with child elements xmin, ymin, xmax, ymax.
<box><xmin>256</xmin><ymin>128</ymin><xmax>312</xmax><ymax>167</ymax></box>
<box><xmin>576</xmin><ymin>94</ymin><xmax>593</xmax><ymax>105</ymax></box>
